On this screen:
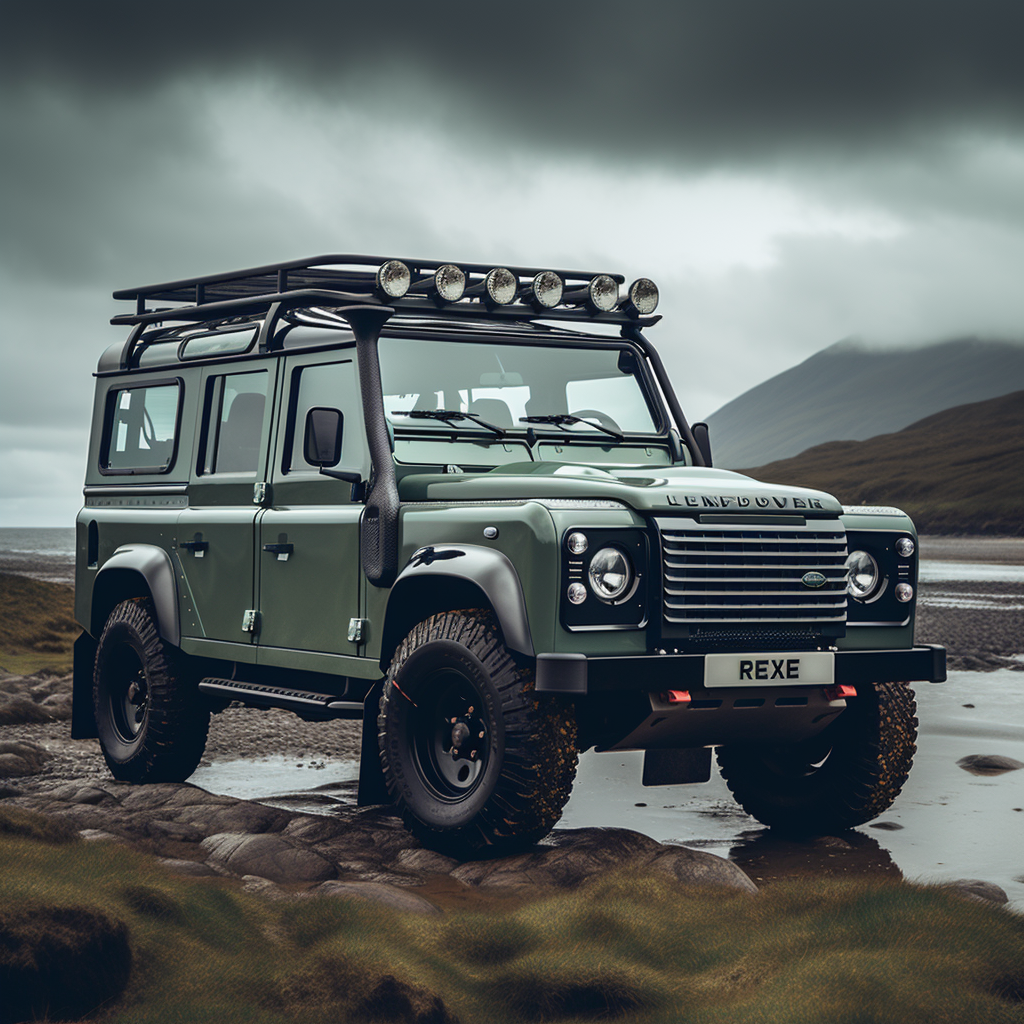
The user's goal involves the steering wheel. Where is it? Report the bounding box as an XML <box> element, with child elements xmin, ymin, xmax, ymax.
<box><xmin>569</xmin><ymin>409</ymin><xmax>622</xmax><ymax>433</ymax></box>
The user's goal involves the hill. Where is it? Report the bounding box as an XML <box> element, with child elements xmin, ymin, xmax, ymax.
<box><xmin>739</xmin><ymin>390</ymin><xmax>1024</xmax><ymax>536</ymax></box>
<box><xmin>705</xmin><ymin>336</ymin><xmax>1024</xmax><ymax>468</ymax></box>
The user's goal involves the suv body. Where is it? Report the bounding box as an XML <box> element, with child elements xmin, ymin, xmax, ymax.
<box><xmin>72</xmin><ymin>255</ymin><xmax>945</xmax><ymax>856</ymax></box>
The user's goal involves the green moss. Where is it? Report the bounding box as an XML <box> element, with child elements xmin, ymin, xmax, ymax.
<box><xmin>0</xmin><ymin>573</ymin><xmax>77</xmax><ymax>674</ymax></box>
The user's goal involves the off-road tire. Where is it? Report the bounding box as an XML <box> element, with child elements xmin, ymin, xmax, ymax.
<box><xmin>379</xmin><ymin>610</ymin><xmax>578</xmax><ymax>858</ymax></box>
<box><xmin>93</xmin><ymin>598</ymin><xmax>210</xmax><ymax>783</ymax></box>
<box><xmin>716</xmin><ymin>681</ymin><xmax>917</xmax><ymax>833</ymax></box>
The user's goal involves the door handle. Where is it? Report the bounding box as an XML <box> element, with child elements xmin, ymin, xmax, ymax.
<box><xmin>263</xmin><ymin>542</ymin><xmax>294</xmax><ymax>561</ymax></box>
<box><xmin>180</xmin><ymin>539</ymin><xmax>209</xmax><ymax>556</ymax></box>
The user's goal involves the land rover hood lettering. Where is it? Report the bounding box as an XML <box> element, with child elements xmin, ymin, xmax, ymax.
<box><xmin>666</xmin><ymin>494</ymin><xmax>828</xmax><ymax>510</ymax></box>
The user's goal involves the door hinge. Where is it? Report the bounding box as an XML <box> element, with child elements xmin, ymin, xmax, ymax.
<box><xmin>253</xmin><ymin>482</ymin><xmax>267</xmax><ymax>505</ymax></box>
<box><xmin>348</xmin><ymin>617</ymin><xmax>368</xmax><ymax>643</ymax></box>
<box><xmin>242</xmin><ymin>609</ymin><xmax>260</xmax><ymax>633</ymax></box>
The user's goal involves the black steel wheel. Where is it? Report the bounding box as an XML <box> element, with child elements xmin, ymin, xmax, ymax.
<box><xmin>379</xmin><ymin>610</ymin><xmax>578</xmax><ymax>858</ymax></box>
<box><xmin>716</xmin><ymin>681</ymin><xmax>917</xmax><ymax>833</ymax></box>
<box><xmin>93</xmin><ymin>598</ymin><xmax>210</xmax><ymax>783</ymax></box>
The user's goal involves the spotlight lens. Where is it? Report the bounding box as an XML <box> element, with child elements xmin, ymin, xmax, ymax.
<box><xmin>532</xmin><ymin>271</ymin><xmax>564</xmax><ymax>309</ymax></box>
<box><xmin>895</xmin><ymin>583</ymin><xmax>914</xmax><ymax>603</ymax></box>
<box><xmin>628</xmin><ymin>278</ymin><xmax>659</xmax><ymax>315</ymax></box>
<box><xmin>896</xmin><ymin>537</ymin><xmax>915</xmax><ymax>558</ymax></box>
<box><xmin>589</xmin><ymin>275</ymin><xmax>618</xmax><ymax>312</ymax></box>
<box><xmin>566</xmin><ymin>531</ymin><xmax>588</xmax><ymax>555</ymax></box>
<box><xmin>377</xmin><ymin>260</ymin><xmax>411</xmax><ymax>298</ymax></box>
<box><xmin>485</xmin><ymin>267</ymin><xmax>517</xmax><ymax>305</ymax></box>
<box><xmin>845</xmin><ymin>550</ymin><xmax>881</xmax><ymax>601</ymax></box>
<box><xmin>434</xmin><ymin>264</ymin><xmax>466</xmax><ymax>302</ymax></box>
<box><xmin>588</xmin><ymin>546</ymin><xmax>633</xmax><ymax>602</ymax></box>
<box><xmin>567</xmin><ymin>582</ymin><xmax>587</xmax><ymax>605</ymax></box>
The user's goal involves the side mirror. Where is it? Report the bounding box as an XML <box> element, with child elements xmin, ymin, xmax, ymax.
<box><xmin>691</xmin><ymin>422</ymin><xmax>713</xmax><ymax>468</ymax></box>
<box><xmin>304</xmin><ymin>407</ymin><xmax>343</xmax><ymax>467</ymax></box>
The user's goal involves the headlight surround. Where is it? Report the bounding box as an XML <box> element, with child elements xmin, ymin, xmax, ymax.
<box><xmin>845</xmin><ymin>549</ymin><xmax>881</xmax><ymax>601</ymax></box>
<box><xmin>588</xmin><ymin>546</ymin><xmax>634</xmax><ymax>603</ymax></box>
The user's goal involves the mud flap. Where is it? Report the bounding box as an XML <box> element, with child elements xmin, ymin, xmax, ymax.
<box><xmin>357</xmin><ymin>680</ymin><xmax>391</xmax><ymax>807</ymax></box>
<box><xmin>642</xmin><ymin>747</ymin><xmax>712</xmax><ymax>786</ymax></box>
<box><xmin>71</xmin><ymin>631</ymin><xmax>98</xmax><ymax>739</ymax></box>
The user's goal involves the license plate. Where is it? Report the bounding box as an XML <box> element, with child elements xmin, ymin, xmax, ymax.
<box><xmin>704</xmin><ymin>651</ymin><xmax>835</xmax><ymax>688</ymax></box>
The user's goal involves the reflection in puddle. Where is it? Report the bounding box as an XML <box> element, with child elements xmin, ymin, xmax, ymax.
<box><xmin>728</xmin><ymin>830</ymin><xmax>902</xmax><ymax>885</ymax></box>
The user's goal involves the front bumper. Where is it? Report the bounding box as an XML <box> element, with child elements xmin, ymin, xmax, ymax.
<box><xmin>534</xmin><ymin>644</ymin><xmax>946</xmax><ymax>696</ymax></box>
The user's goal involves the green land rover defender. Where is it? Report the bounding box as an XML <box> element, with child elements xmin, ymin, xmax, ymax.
<box><xmin>72</xmin><ymin>255</ymin><xmax>946</xmax><ymax>856</ymax></box>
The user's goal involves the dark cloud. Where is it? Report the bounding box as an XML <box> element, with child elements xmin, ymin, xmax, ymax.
<box><xmin>7</xmin><ymin>1</ymin><xmax>1024</xmax><ymax>162</ymax></box>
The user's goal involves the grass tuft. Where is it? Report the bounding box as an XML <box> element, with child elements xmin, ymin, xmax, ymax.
<box><xmin>0</xmin><ymin>804</ymin><xmax>80</xmax><ymax>844</ymax></box>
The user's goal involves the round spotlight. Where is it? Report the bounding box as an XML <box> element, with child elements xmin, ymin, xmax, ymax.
<box><xmin>588</xmin><ymin>546</ymin><xmax>634</xmax><ymax>603</ymax></box>
<box><xmin>896</xmin><ymin>537</ymin><xmax>915</xmax><ymax>558</ymax></box>
<box><xmin>376</xmin><ymin>260</ymin><xmax>411</xmax><ymax>299</ymax></box>
<box><xmin>485</xmin><ymin>267</ymin><xmax>518</xmax><ymax>306</ymax></box>
<box><xmin>531</xmin><ymin>271</ymin><xmax>564</xmax><ymax>309</ymax></box>
<box><xmin>588</xmin><ymin>275</ymin><xmax>619</xmax><ymax>312</ymax></box>
<box><xmin>434</xmin><ymin>264</ymin><xmax>466</xmax><ymax>303</ymax></box>
<box><xmin>567</xmin><ymin>582</ymin><xmax>588</xmax><ymax>605</ymax></box>
<box><xmin>845</xmin><ymin>550</ymin><xmax>881</xmax><ymax>601</ymax></box>
<box><xmin>627</xmin><ymin>278</ymin><xmax>659</xmax><ymax>315</ymax></box>
<box><xmin>895</xmin><ymin>583</ymin><xmax>914</xmax><ymax>603</ymax></box>
<box><xmin>566</xmin><ymin>531</ymin><xmax>588</xmax><ymax>555</ymax></box>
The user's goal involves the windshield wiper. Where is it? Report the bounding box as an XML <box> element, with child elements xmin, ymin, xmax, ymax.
<box><xmin>392</xmin><ymin>409</ymin><xmax>508</xmax><ymax>438</ymax></box>
<box><xmin>519</xmin><ymin>414</ymin><xmax>624</xmax><ymax>442</ymax></box>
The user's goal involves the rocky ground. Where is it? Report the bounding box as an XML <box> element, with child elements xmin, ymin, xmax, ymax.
<box><xmin>1</xmin><ymin>573</ymin><xmax>1020</xmax><ymax>912</ymax></box>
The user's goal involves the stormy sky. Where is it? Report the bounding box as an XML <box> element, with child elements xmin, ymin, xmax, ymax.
<box><xmin>2</xmin><ymin>1</ymin><xmax>1023</xmax><ymax>526</ymax></box>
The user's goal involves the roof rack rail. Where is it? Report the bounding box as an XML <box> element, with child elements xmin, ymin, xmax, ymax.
<box><xmin>112</xmin><ymin>254</ymin><xmax>661</xmax><ymax>329</ymax></box>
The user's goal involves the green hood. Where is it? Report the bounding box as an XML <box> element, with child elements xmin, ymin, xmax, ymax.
<box><xmin>398</xmin><ymin>462</ymin><xmax>843</xmax><ymax>515</ymax></box>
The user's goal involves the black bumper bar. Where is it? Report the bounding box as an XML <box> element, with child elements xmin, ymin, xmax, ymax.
<box><xmin>534</xmin><ymin>644</ymin><xmax>946</xmax><ymax>696</ymax></box>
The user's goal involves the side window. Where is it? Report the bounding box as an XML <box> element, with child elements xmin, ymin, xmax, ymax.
<box><xmin>102</xmin><ymin>382</ymin><xmax>180</xmax><ymax>472</ymax></box>
<box><xmin>200</xmin><ymin>371</ymin><xmax>269</xmax><ymax>475</ymax></box>
<box><xmin>285</xmin><ymin>360</ymin><xmax>362</xmax><ymax>474</ymax></box>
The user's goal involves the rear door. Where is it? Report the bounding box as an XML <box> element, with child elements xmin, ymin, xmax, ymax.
<box><xmin>176</xmin><ymin>362</ymin><xmax>276</xmax><ymax>653</ymax></box>
<box><xmin>256</xmin><ymin>352</ymin><xmax>369</xmax><ymax>659</ymax></box>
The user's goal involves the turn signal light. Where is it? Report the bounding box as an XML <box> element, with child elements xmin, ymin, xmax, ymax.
<box><xmin>823</xmin><ymin>685</ymin><xmax>857</xmax><ymax>701</ymax></box>
<box><xmin>661</xmin><ymin>690</ymin><xmax>691</xmax><ymax>705</ymax></box>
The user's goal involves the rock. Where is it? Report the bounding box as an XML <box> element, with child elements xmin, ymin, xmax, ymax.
<box><xmin>241</xmin><ymin>875</ymin><xmax>292</xmax><ymax>900</ymax></box>
<box><xmin>200</xmin><ymin>832</ymin><xmax>336</xmax><ymax>884</ymax></box>
<box><xmin>395</xmin><ymin>848</ymin><xmax>460</xmax><ymax>875</ymax></box>
<box><xmin>311</xmin><ymin>880</ymin><xmax>443</xmax><ymax>916</ymax></box>
<box><xmin>812</xmin><ymin>835</ymin><xmax>853</xmax><ymax>849</ymax></box>
<box><xmin>957</xmin><ymin>754</ymin><xmax>1024</xmax><ymax>776</ymax></box>
<box><xmin>157</xmin><ymin>857</ymin><xmax>221</xmax><ymax>877</ymax></box>
<box><xmin>352</xmin><ymin>974</ymin><xmax>458</xmax><ymax>1023</ymax></box>
<box><xmin>0</xmin><ymin>903</ymin><xmax>132</xmax><ymax>1023</ymax></box>
<box><xmin>647</xmin><ymin>846</ymin><xmax>758</xmax><ymax>893</ymax></box>
<box><xmin>79</xmin><ymin>829</ymin><xmax>121</xmax><ymax>843</ymax></box>
<box><xmin>869</xmin><ymin>821</ymin><xmax>905</xmax><ymax>831</ymax></box>
<box><xmin>451</xmin><ymin>827</ymin><xmax>756</xmax><ymax>893</ymax></box>
<box><xmin>40</xmin><ymin>691</ymin><xmax>74</xmax><ymax>719</ymax></box>
<box><xmin>0</xmin><ymin>740</ymin><xmax>52</xmax><ymax>778</ymax></box>
<box><xmin>0</xmin><ymin>694</ymin><xmax>53</xmax><ymax>725</ymax></box>
<box><xmin>943</xmin><ymin>879</ymin><xmax>1009</xmax><ymax>904</ymax></box>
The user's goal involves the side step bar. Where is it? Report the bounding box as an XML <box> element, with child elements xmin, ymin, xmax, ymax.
<box><xmin>198</xmin><ymin>677</ymin><xmax>364</xmax><ymax>719</ymax></box>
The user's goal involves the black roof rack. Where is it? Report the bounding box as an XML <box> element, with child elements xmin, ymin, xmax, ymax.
<box><xmin>111</xmin><ymin>254</ymin><xmax>660</xmax><ymax>329</ymax></box>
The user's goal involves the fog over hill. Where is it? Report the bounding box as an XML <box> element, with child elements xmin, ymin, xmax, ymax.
<box><xmin>741</xmin><ymin>390</ymin><xmax>1024</xmax><ymax>536</ymax></box>
<box><xmin>704</xmin><ymin>337</ymin><xmax>1024</xmax><ymax>468</ymax></box>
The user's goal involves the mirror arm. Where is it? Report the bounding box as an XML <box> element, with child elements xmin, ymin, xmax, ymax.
<box><xmin>318</xmin><ymin>466</ymin><xmax>366</xmax><ymax>502</ymax></box>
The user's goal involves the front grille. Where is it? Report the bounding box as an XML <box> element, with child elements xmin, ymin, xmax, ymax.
<box><xmin>659</xmin><ymin>520</ymin><xmax>848</xmax><ymax>629</ymax></box>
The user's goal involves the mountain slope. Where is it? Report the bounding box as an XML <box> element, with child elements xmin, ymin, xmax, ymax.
<box><xmin>705</xmin><ymin>337</ymin><xmax>1024</xmax><ymax>468</ymax></box>
<box><xmin>739</xmin><ymin>390</ymin><xmax>1024</xmax><ymax>536</ymax></box>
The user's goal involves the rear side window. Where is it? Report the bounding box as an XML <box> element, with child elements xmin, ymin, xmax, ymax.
<box><xmin>101</xmin><ymin>382</ymin><xmax>181</xmax><ymax>473</ymax></box>
<box><xmin>199</xmin><ymin>370</ymin><xmax>269</xmax><ymax>475</ymax></box>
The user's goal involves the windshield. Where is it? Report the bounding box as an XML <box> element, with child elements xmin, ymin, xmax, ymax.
<box><xmin>377</xmin><ymin>337</ymin><xmax>660</xmax><ymax>441</ymax></box>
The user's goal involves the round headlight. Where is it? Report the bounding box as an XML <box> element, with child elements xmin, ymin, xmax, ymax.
<box><xmin>434</xmin><ymin>264</ymin><xmax>466</xmax><ymax>303</ymax></box>
<box><xmin>376</xmin><ymin>260</ymin><xmax>411</xmax><ymax>299</ymax></box>
<box><xmin>896</xmin><ymin>537</ymin><xmax>915</xmax><ymax>558</ymax></box>
<box><xmin>566</xmin><ymin>531</ymin><xmax>588</xmax><ymax>555</ymax></box>
<box><xmin>895</xmin><ymin>583</ymin><xmax>914</xmax><ymax>603</ymax></box>
<box><xmin>485</xmin><ymin>268</ymin><xmax>518</xmax><ymax>306</ymax></box>
<box><xmin>588</xmin><ymin>546</ymin><xmax>633</xmax><ymax>602</ymax></box>
<box><xmin>567</xmin><ymin>582</ymin><xmax>587</xmax><ymax>605</ymax></box>
<box><xmin>588</xmin><ymin>275</ymin><xmax>619</xmax><ymax>312</ymax></box>
<box><xmin>531</xmin><ymin>271</ymin><xmax>564</xmax><ymax>309</ymax></box>
<box><xmin>627</xmin><ymin>278</ymin><xmax>659</xmax><ymax>315</ymax></box>
<box><xmin>845</xmin><ymin>550</ymin><xmax>881</xmax><ymax>601</ymax></box>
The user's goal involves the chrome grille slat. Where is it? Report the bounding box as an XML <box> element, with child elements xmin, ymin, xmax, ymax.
<box><xmin>659</xmin><ymin>521</ymin><xmax>848</xmax><ymax>630</ymax></box>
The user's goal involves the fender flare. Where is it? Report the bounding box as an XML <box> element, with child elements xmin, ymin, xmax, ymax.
<box><xmin>379</xmin><ymin>544</ymin><xmax>534</xmax><ymax>666</ymax></box>
<box><xmin>92</xmin><ymin>544</ymin><xmax>181</xmax><ymax>646</ymax></box>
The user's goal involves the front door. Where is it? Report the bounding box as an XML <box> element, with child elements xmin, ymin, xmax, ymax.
<box><xmin>256</xmin><ymin>352</ymin><xmax>368</xmax><ymax>658</ymax></box>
